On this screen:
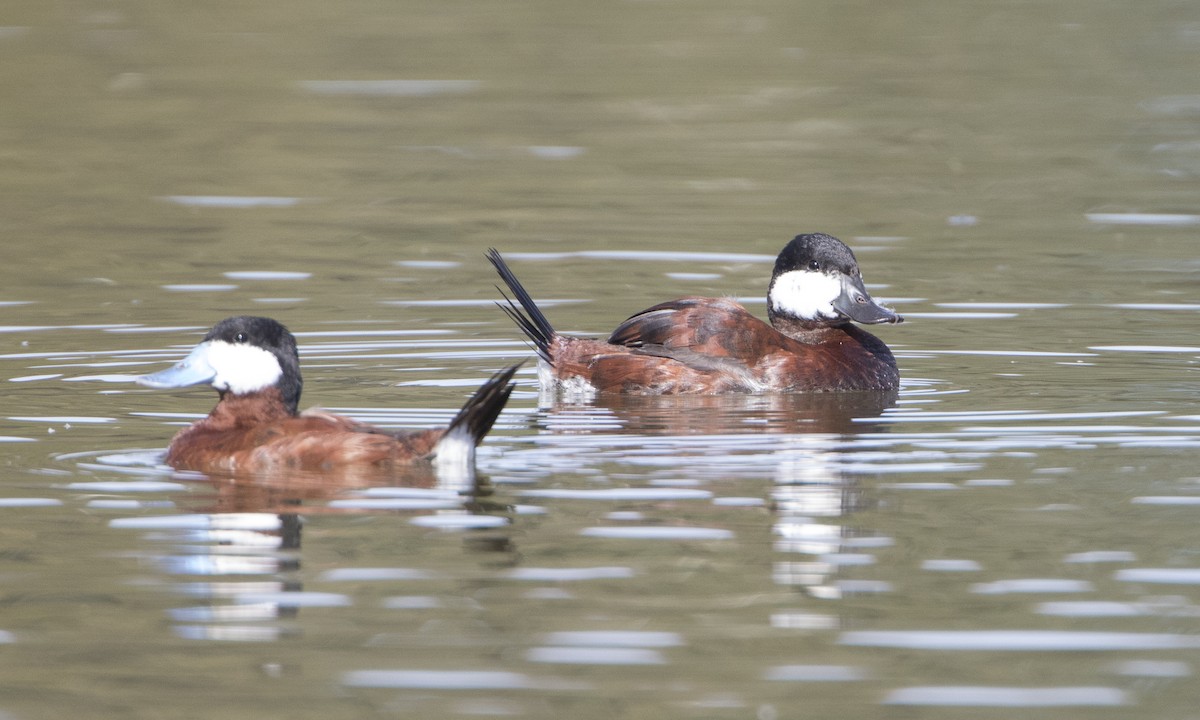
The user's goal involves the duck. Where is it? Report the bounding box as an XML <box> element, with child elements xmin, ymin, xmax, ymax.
<box><xmin>136</xmin><ymin>315</ymin><xmax>519</xmax><ymax>476</ymax></box>
<box><xmin>487</xmin><ymin>232</ymin><xmax>901</xmax><ymax>396</ymax></box>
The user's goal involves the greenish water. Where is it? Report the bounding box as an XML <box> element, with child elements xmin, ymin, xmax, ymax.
<box><xmin>2</xmin><ymin>1</ymin><xmax>1200</xmax><ymax>717</ymax></box>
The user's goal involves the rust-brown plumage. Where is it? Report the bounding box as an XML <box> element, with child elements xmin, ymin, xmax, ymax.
<box><xmin>162</xmin><ymin>390</ymin><xmax>459</xmax><ymax>474</ymax></box>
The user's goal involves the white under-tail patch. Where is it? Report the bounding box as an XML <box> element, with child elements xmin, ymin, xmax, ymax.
<box><xmin>769</xmin><ymin>270</ymin><xmax>844</xmax><ymax>321</ymax></box>
<box><xmin>206</xmin><ymin>340</ymin><xmax>284</xmax><ymax>394</ymax></box>
<box><xmin>433</xmin><ymin>425</ymin><xmax>476</xmax><ymax>491</ymax></box>
<box><xmin>537</xmin><ymin>358</ymin><xmax>597</xmax><ymax>406</ymax></box>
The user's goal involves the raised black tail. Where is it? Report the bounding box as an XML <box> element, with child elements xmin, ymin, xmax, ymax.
<box><xmin>486</xmin><ymin>249</ymin><xmax>555</xmax><ymax>365</ymax></box>
<box><xmin>443</xmin><ymin>362</ymin><xmax>522</xmax><ymax>447</ymax></box>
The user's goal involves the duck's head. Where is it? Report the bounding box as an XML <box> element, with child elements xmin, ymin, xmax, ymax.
<box><xmin>137</xmin><ymin>315</ymin><xmax>302</xmax><ymax>413</ymax></box>
<box><xmin>766</xmin><ymin>233</ymin><xmax>902</xmax><ymax>328</ymax></box>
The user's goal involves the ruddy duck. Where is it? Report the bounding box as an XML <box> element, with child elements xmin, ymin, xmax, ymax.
<box><xmin>487</xmin><ymin>233</ymin><xmax>902</xmax><ymax>395</ymax></box>
<box><xmin>136</xmin><ymin>316</ymin><xmax>519</xmax><ymax>475</ymax></box>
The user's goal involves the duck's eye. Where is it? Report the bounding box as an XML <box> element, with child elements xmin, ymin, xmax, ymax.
<box><xmin>808</xmin><ymin>260</ymin><xmax>821</xmax><ymax>271</ymax></box>
<box><xmin>234</xmin><ymin>332</ymin><xmax>248</xmax><ymax>343</ymax></box>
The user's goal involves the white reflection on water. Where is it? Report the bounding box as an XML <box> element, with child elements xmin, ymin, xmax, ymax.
<box><xmin>970</xmin><ymin>579</ymin><xmax>1094</xmax><ymax>594</ymax></box>
<box><xmin>10</xmin><ymin>415</ymin><xmax>116</xmax><ymax>423</ymax></box>
<box><xmin>528</xmin><ymin>633</ymin><xmax>686</xmax><ymax>667</ymax></box>
<box><xmin>527</xmin><ymin>145</ymin><xmax>585</xmax><ymax>159</ymax></box>
<box><xmin>409</xmin><ymin>514</ymin><xmax>510</xmax><ymax>529</ymax></box>
<box><xmin>1132</xmin><ymin>495</ymin><xmax>1200</xmax><ymax>505</ymax></box>
<box><xmin>1064</xmin><ymin>550</ymin><xmax>1137</xmax><ymax>563</ymax></box>
<box><xmin>504</xmin><ymin>567</ymin><xmax>635</xmax><ymax>581</ymax></box>
<box><xmin>223</xmin><ymin>271</ymin><xmax>312</xmax><ymax>280</ymax></box>
<box><xmin>879</xmin><ymin>481</ymin><xmax>958</xmax><ymax>490</ymax></box>
<box><xmin>1086</xmin><ymin>212</ymin><xmax>1200</xmax><ymax>225</ymax></box>
<box><xmin>158</xmin><ymin>196</ymin><xmax>303</xmax><ymax>208</ymax></box>
<box><xmin>922</xmin><ymin>559</ymin><xmax>983</xmax><ymax>572</ymax></box>
<box><xmin>1089</xmin><ymin>344</ymin><xmax>1200</xmax><ymax>353</ymax></box>
<box><xmin>1115</xmin><ymin>568</ymin><xmax>1200</xmax><ymax>584</ymax></box>
<box><xmin>105</xmin><ymin>508</ymin><xmax>315</xmax><ymax>639</ymax></box>
<box><xmin>713</xmin><ymin>496</ymin><xmax>766</xmax><ymax>507</ymax></box>
<box><xmin>231</xmin><ymin>591</ymin><xmax>352</xmax><ymax>608</ymax></box>
<box><xmin>770</xmin><ymin>612</ymin><xmax>838</xmax><ymax>630</ymax></box>
<box><xmin>884</xmin><ymin>685</ymin><xmax>1128</xmax><ymax>707</ymax></box>
<box><xmin>161</xmin><ymin>284</ymin><xmax>238</xmax><ymax>292</ymax></box>
<box><xmin>395</xmin><ymin>260</ymin><xmax>461</xmax><ymax>269</ymax></box>
<box><xmin>1036</xmin><ymin>602</ymin><xmax>1147</xmax><ymax>617</ymax></box>
<box><xmin>67</xmin><ymin>480</ymin><xmax>187</xmax><ymax>492</ymax></box>
<box><xmin>840</xmin><ymin>630</ymin><xmax>1200</xmax><ymax>650</ymax></box>
<box><xmin>153</xmin><ymin>555</ymin><xmax>281</xmax><ymax>576</ymax></box>
<box><xmin>173</xmin><ymin>625</ymin><xmax>289</xmax><ymax>642</ymax></box>
<box><xmin>109</xmin><ymin>513</ymin><xmax>281</xmax><ymax>531</ymax></box>
<box><xmin>0</xmin><ymin>498</ymin><xmax>62</xmax><ymax>507</ymax></box>
<box><xmin>171</xmin><ymin>581</ymin><xmax>286</xmax><ymax>598</ymax></box>
<box><xmin>578</xmin><ymin>526</ymin><xmax>734</xmax><ymax>540</ymax></box>
<box><xmin>169</xmin><ymin>603</ymin><xmax>280</xmax><ymax>623</ymax></box>
<box><xmin>342</xmin><ymin>669</ymin><xmax>537</xmax><ymax>690</ymax></box>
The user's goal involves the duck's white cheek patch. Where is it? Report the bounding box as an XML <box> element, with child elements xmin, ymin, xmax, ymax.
<box><xmin>770</xmin><ymin>270</ymin><xmax>843</xmax><ymax>320</ymax></box>
<box><xmin>206</xmin><ymin>340</ymin><xmax>283</xmax><ymax>394</ymax></box>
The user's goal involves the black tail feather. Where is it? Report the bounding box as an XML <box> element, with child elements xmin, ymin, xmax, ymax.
<box><xmin>445</xmin><ymin>362</ymin><xmax>522</xmax><ymax>447</ymax></box>
<box><xmin>486</xmin><ymin>249</ymin><xmax>555</xmax><ymax>365</ymax></box>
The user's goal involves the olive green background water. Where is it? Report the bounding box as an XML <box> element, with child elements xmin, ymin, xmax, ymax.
<box><xmin>2</xmin><ymin>1</ymin><xmax>1200</xmax><ymax>718</ymax></box>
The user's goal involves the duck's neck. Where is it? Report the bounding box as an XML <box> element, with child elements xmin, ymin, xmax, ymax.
<box><xmin>201</xmin><ymin>389</ymin><xmax>296</xmax><ymax>430</ymax></box>
<box><xmin>770</xmin><ymin>314</ymin><xmax>849</xmax><ymax>343</ymax></box>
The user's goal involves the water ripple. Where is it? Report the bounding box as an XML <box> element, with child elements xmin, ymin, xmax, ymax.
<box><xmin>970</xmin><ymin>579</ymin><xmax>1094</xmax><ymax>594</ymax></box>
<box><xmin>884</xmin><ymin>685</ymin><xmax>1127</xmax><ymax>707</ymax></box>
<box><xmin>840</xmin><ymin>630</ymin><xmax>1200</xmax><ymax>651</ymax></box>
<box><xmin>579</xmin><ymin>526</ymin><xmax>734</xmax><ymax>541</ymax></box>
<box><xmin>505</xmin><ymin>567</ymin><xmax>635</xmax><ymax>582</ymax></box>
<box><xmin>342</xmin><ymin>669</ymin><xmax>531</xmax><ymax>690</ymax></box>
<box><xmin>1114</xmin><ymin>568</ymin><xmax>1200</xmax><ymax>584</ymax></box>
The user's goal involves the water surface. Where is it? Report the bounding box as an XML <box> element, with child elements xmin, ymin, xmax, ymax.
<box><xmin>2</xmin><ymin>1</ymin><xmax>1200</xmax><ymax>718</ymax></box>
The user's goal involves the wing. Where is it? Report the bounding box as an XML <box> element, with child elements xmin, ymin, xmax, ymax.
<box><xmin>607</xmin><ymin>297</ymin><xmax>791</xmax><ymax>362</ymax></box>
<box><xmin>267</xmin><ymin>413</ymin><xmax>445</xmax><ymax>467</ymax></box>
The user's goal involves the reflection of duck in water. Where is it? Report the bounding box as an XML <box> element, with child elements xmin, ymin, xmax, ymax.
<box><xmin>488</xmin><ymin>233</ymin><xmax>902</xmax><ymax>397</ymax></box>
<box><xmin>137</xmin><ymin>316</ymin><xmax>519</xmax><ymax>478</ymax></box>
<box><xmin>583</xmin><ymin>390</ymin><xmax>898</xmax><ymax>436</ymax></box>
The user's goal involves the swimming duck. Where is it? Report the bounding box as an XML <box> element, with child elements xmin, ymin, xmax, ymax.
<box><xmin>487</xmin><ymin>233</ymin><xmax>901</xmax><ymax>395</ymax></box>
<box><xmin>136</xmin><ymin>315</ymin><xmax>518</xmax><ymax>475</ymax></box>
